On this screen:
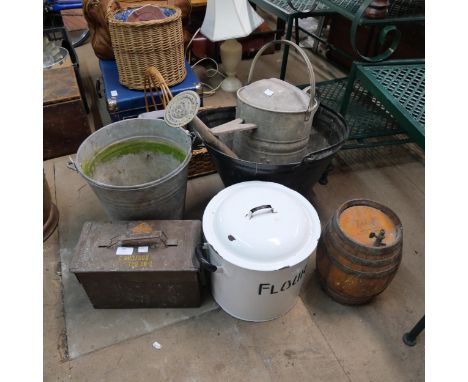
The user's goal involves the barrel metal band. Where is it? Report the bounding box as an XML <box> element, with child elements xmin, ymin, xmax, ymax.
<box><xmin>323</xmin><ymin>234</ymin><xmax>402</xmax><ymax>267</ymax></box>
<box><xmin>320</xmin><ymin>242</ymin><xmax>401</xmax><ymax>279</ymax></box>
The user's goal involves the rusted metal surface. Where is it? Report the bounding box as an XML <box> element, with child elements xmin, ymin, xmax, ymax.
<box><xmin>70</xmin><ymin>220</ymin><xmax>202</xmax><ymax>308</ymax></box>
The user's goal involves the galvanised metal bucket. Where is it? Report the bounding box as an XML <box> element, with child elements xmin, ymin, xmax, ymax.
<box><xmin>71</xmin><ymin>118</ymin><xmax>192</xmax><ymax>220</ymax></box>
<box><xmin>235</xmin><ymin>40</ymin><xmax>319</xmax><ymax>164</ymax></box>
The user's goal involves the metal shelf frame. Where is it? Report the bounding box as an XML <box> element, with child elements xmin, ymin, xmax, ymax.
<box><xmin>250</xmin><ymin>0</ymin><xmax>425</xmax><ymax>78</ymax></box>
<box><xmin>316</xmin><ymin>59</ymin><xmax>425</xmax><ymax>149</ymax></box>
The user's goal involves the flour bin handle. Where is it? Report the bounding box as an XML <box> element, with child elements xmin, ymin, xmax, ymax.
<box><xmin>245</xmin><ymin>205</ymin><xmax>276</xmax><ymax>220</ymax></box>
<box><xmin>247</xmin><ymin>40</ymin><xmax>317</xmax><ymax>115</ymax></box>
<box><xmin>196</xmin><ymin>246</ymin><xmax>218</xmax><ymax>273</ymax></box>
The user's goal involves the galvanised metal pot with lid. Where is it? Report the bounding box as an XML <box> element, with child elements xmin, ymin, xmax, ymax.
<box><xmin>200</xmin><ymin>181</ymin><xmax>321</xmax><ymax>322</ymax></box>
<box><xmin>234</xmin><ymin>40</ymin><xmax>319</xmax><ymax>165</ymax></box>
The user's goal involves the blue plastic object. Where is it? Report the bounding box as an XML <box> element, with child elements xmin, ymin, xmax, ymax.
<box><xmin>46</xmin><ymin>0</ymin><xmax>83</xmax><ymax>12</ymax></box>
<box><xmin>99</xmin><ymin>60</ymin><xmax>201</xmax><ymax>122</ymax></box>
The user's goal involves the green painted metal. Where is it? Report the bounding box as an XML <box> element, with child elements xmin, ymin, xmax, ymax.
<box><xmin>318</xmin><ymin>0</ymin><xmax>424</xmax><ymax>21</ymax></box>
<box><xmin>250</xmin><ymin>1</ymin><xmax>425</xmax><ymax>150</ymax></box>
<box><xmin>316</xmin><ymin>60</ymin><xmax>425</xmax><ymax>149</ymax></box>
<box><xmin>251</xmin><ymin>0</ymin><xmax>424</xmax><ymax>64</ymax></box>
<box><xmin>349</xmin><ymin>0</ymin><xmax>399</xmax><ymax>62</ymax></box>
<box><xmin>280</xmin><ymin>19</ymin><xmax>295</xmax><ymax>79</ymax></box>
<box><xmin>316</xmin><ymin>78</ymin><xmax>411</xmax><ymax>149</ymax></box>
<box><xmin>261</xmin><ymin>0</ymin><xmax>331</xmax><ymax>15</ymax></box>
<box><xmin>355</xmin><ymin>61</ymin><xmax>425</xmax><ymax>147</ymax></box>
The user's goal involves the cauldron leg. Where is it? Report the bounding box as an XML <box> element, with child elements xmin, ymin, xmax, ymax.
<box><xmin>319</xmin><ymin>163</ymin><xmax>334</xmax><ymax>185</ymax></box>
<box><xmin>402</xmin><ymin>315</ymin><xmax>425</xmax><ymax>346</ymax></box>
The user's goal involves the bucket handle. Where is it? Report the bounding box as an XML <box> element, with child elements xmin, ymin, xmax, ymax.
<box><xmin>299</xmin><ymin>147</ymin><xmax>332</xmax><ymax>165</ymax></box>
<box><xmin>195</xmin><ymin>245</ymin><xmax>218</xmax><ymax>273</ymax></box>
<box><xmin>247</xmin><ymin>40</ymin><xmax>317</xmax><ymax>118</ymax></box>
<box><xmin>67</xmin><ymin>156</ymin><xmax>78</xmax><ymax>172</ymax></box>
<box><xmin>297</xmin><ymin>138</ymin><xmax>345</xmax><ymax>168</ymax></box>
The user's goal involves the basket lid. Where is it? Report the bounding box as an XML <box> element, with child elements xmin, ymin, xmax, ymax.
<box><xmin>237</xmin><ymin>78</ymin><xmax>311</xmax><ymax>113</ymax></box>
<box><xmin>203</xmin><ymin>181</ymin><xmax>321</xmax><ymax>271</ymax></box>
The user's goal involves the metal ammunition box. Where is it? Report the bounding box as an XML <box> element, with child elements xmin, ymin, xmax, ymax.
<box><xmin>70</xmin><ymin>220</ymin><xmax>202</xmax><ymax>308</ymax></box>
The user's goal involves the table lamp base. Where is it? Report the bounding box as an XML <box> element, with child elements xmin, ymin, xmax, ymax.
<box><xmin>220</xmin><ymin>39</ymin><xmax>243</xmax><ymax>93</ymax></box>
<box><xmin>221</xmin><ymin>76</ymin><xmax>242</xmax><ymax>92</ymax></box>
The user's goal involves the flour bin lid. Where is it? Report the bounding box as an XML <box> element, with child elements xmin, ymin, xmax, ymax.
<box><xmin>237</xmin><ymin>78</ymin><xmax>311</xmax><ymax>113</ymax></box>
<box><xmin>202</xmin><ymin>181</ymin><xmax>321</xmax><ymax>271</ymax></box>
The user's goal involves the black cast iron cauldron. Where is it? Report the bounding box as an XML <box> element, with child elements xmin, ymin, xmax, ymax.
<box><xmin>191</xmin><ymin>104</ymin><xmax>349</xmax><ymax>196</ymax></box>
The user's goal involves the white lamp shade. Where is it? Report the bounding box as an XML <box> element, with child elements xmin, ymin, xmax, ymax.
<box><xmin>201</xmin><ymin>0</ymin><xmax>264</xmax><ymax>42</ymax></box>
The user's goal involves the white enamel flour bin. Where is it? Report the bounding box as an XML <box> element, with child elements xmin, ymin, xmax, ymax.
<box><xmin>201</xmin><ymin>181</ymin><xmax>321</xmax><ymax>321</ymax></box>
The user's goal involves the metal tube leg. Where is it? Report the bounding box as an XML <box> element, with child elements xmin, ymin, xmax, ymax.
<box><xmin>276</xmin><ymin>18</ymin><xmax>285</xmax><ymax>41</ymax></box>
<box><xmin>340</xmin><ymin>63</ymin><xmax>358</xmax><ymax>117</ymax></box>
<box><xmin>280</xmin><ymin>17</ymin><xmax>294</xmax><ymax>80</ymax></box>
<box><xmin>295</xmin><ymin>18</ymin><xmax>300</xmax><ymax>44</ymax></box>
<box><xmin>403</xmin><ymin>315</ymin><xmax>425</xmax><ymax>346</ymax></box>
<box><xmin>74</xmin><ymin>66</ymin><xmax>90</xmax><ymax>114</ymax></box>
<box><xmin>319</xmin><ymin>163</ymin><xmax>334</xmax><ymax>185</ymax></box>
<box><xmin>313</xmin><ymin>16</ymin><xmax>326</xmax><ymax>53</ymax></box>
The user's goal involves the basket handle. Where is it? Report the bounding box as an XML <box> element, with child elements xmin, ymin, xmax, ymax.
<box><xmin>106</xmin><ymin>0</ymin><xmax>119</xmax><ymax>19</ymax></box>
<box><xmin>247</xmin><ymin>40</ymin><xmax>316</xmax><ymax>114</ymax></box>
<box><xmin>106</xmin><ymin>0</ymin><xmax>136</xmax><ymax>19</ymax></box>
<box><xmin>144</xmin><ymin>66</ymin><xmax>174</xmax><ymax>113</ymax></box>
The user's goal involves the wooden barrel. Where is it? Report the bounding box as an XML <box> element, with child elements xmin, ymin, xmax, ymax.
<box><xmin>316</xmin><ymin>199</ymin><xmax>403</xmax><ymax>305</ymax></box>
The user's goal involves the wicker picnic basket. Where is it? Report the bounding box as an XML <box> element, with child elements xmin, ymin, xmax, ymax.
<box><xmin>144</xmin><ymin>67</ymin><xmax>216</xmax><ymax>179</ymax></box>
<box><xmin>107</xmin><ymin>0</ymin><xmax>186</xmax><ymax>90</ymax></box>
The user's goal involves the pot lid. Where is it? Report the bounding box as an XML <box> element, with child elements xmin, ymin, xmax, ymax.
<box><xmin>237</xmin><ymin>78</ymin><xmax>310</xmax><ymax>113</ymax></box>
<box><xmin>203</xmin><ymin>181</ymin><xmax>321</xmax><ymax>271</ymax></box>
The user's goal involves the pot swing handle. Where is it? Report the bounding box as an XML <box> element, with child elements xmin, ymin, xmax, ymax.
<box><xmin>247</xmin><ymin>39</ymin><xmax>317</xmax><ymax>117</ymax></box>
<box><xmin>195</xmin><ymin>246</ymin><xmax>217</xmax><ymax>273</ymax></box>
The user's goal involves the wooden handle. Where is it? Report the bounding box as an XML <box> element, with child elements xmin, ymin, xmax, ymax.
<box><xmin>191</xmin><ymin>116</ymin><xmax>239</xmax><ymax>159</ymax></box>
<box><xmin>210</xmin><ymin>119</ymin><xmax>257</xmax><ymax>136</ymax></box>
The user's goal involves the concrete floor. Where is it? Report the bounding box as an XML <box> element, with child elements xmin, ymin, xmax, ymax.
<box><xmin>44</xmin><ymin>20</ymin><xmax>425</xmax><ymax>381</ymax></box>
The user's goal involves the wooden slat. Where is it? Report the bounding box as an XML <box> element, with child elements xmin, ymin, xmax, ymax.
<box><xmin>43</xmin><ymin>66</ymin><xmax>80</xmax><ymax>105</ymax></box>
<box><xmin>210</xmin><ymin>119</ymin><xmax>257</xmax><ymax>136</ymax></box>
<box><xmin>44</xmin><ymin>99</ymin><xmax>90</xmax><ymax>160</ymax></box>
<box><xmin>61</xmin><ymin>9</ymin><xmax>88</xmax><ymax>31</ymax></box>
